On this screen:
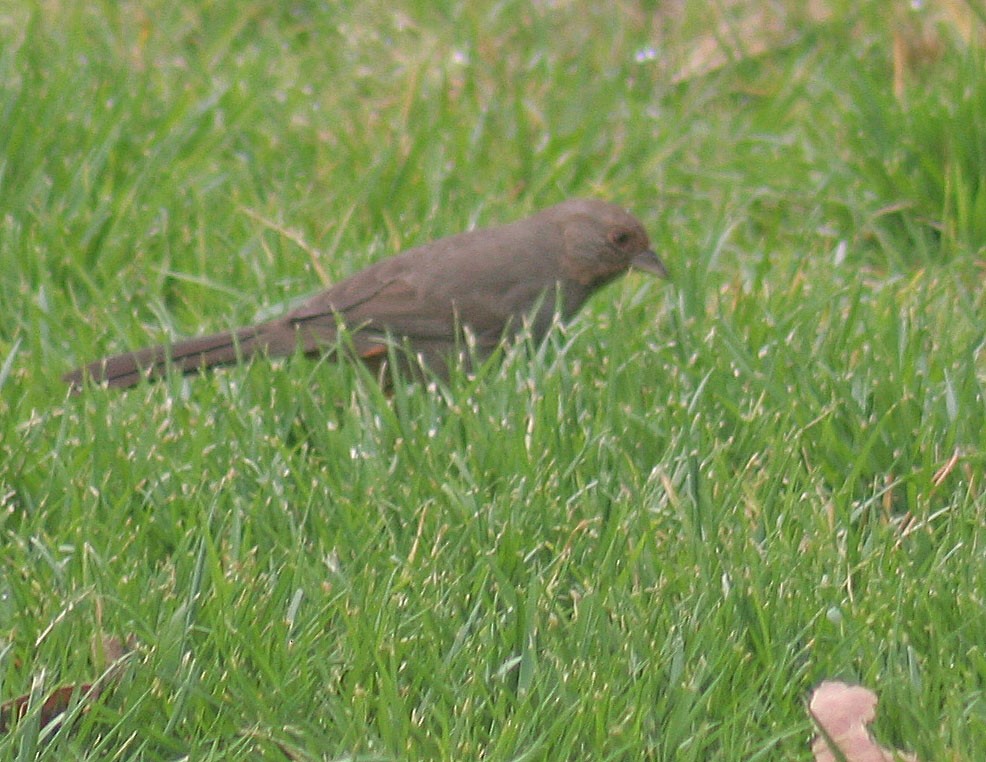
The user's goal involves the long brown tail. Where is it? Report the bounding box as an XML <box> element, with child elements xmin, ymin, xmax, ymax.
<box><xmin>63</xmin><ymin>323</ymin><xmax>287</xmax><ymax>391</ymax></box>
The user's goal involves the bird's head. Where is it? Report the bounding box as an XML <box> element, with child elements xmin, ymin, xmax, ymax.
<box><xmin>554</xmin><ymin>199</ymin><xmax>668</xmax><ymax>288</ymax></box>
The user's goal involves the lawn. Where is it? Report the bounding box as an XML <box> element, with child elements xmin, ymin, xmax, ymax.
<box><xmin>1</xmin><ymin>1</ymin><xmax>985</xmax><ymax>759</ymax></box>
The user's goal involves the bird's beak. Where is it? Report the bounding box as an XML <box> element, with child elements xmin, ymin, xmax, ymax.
<box><xmin>631</xmin><ymin>250</ymin><xmax>670</xmax><ymax>280</ymax></box>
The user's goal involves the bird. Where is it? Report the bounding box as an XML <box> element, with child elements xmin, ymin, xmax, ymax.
<box><xmin>64</xmin><ymin>198</ymin><xmax>669</xmax><ymax>391</ymax></box>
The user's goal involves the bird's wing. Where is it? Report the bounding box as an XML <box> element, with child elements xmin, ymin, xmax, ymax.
<box><xmin>283</xmin><ymin>236</ymin><xmax>550</xmax><ymax>353</ymax></box>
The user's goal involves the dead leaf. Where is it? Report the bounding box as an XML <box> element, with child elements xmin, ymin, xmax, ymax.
<box><xmin>0</xmin><ymin>682</ymin><xmax>98</xmax><ymax>734</ymax></box>
<box><xmin>671</xmin><ymin>0</ymin><xmax>834</xmax><ymax>83</ymax></box>
<box><xmin>0</xmin><ymin>634</ymin><xmax>135</xmax><ymax>735</ymax></box>
<box><xmin>809</xmin><ymin>680</ymin><xmax>918</xmax><ymax>762</ymax></box>
<box><xmin>893</xmin><ymin>0</ymin><xmax>986</xmax><ymax>99</ymax></box>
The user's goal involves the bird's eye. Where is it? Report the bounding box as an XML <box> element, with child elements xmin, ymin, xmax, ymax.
<box><xmin>611</xmin><ymin>230</ymin><xmax>632</xmax><ymax>247</ymax></box>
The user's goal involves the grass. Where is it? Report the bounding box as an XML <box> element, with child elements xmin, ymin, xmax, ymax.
<box><xmin>2</xmin><ymin>0</ymin><xmax>986</xmax><ymax>759</ymax></box>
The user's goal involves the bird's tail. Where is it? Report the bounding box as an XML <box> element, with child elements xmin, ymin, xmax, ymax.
<box><xmin>63</xmin><ymin>322</ymin><xmax>295</xmax><ymax>391</ymax></box>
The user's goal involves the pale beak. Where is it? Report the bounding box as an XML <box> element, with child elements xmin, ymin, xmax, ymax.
<box><xmin>631</xmin><ymin>250</ymin><xmax>670</xmax><ymax>280</ymax></box>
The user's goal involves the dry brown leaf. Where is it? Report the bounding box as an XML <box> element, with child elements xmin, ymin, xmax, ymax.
<box><xmin>0</xmin><ymin>682</ymin><xmax>98</xmax><ymax>735</ymax></box>
<box><xmin>671</xmin><ymin>0</ymin><xmax>834</xmax><ymax>83</ymax></box>
<box><xmin>809</xmin><ymin>680</ymin><xmax>918</xmax><ymax>762</ymax></box>
<box><xmin>663</xmin><ymin>1</ymin><xmax>984</xmax><ymax>89</ymax></box>
<box><xmin>0</xmin><ymin>634</ymin><xmax>135</xmax><ymax>735</ymax></box>
<box><xmin>893</xmin><ymin>0</ymin><xmax>986</xmax><ymax>98</ymax></box>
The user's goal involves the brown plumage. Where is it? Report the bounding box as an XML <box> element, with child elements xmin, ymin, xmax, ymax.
<box><xmin>64</xmin><ymin>198</ymin><xmax>669</xmax><ymax>391</ymax></box>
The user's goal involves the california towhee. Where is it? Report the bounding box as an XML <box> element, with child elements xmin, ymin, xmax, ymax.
<box><xmin>64</xmin><ymin>198</ymin><xmax>668</xmax><ymax>391</ymax></box>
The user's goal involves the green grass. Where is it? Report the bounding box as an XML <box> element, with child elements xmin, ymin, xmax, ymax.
<box><xmin>2</xmin><ymin>0</ymin><xmax>986</xmax><ymax>759</ymax></box>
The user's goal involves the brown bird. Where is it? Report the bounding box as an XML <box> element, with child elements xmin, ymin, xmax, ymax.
<box><xmin>64</xmin><ymin>198</ymin><xmax>669</xmax><ymax>391</ymax></box>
